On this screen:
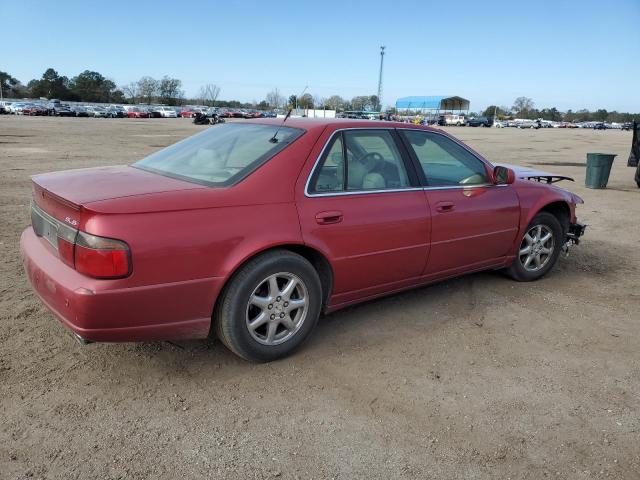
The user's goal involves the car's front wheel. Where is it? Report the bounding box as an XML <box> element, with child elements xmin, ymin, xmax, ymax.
<box><xmin>506</xmin><ymin>212</ymin><xmax>563</xmax><ymax>281</ymax></box>
<box><xmin>214</xmin><ymin>250</ymin><xmax>322</xmax><ymax>362</ymax></box>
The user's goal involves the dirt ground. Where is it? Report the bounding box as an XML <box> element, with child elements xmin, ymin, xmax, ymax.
<box><xmin>1</xmin><ymin>116</ymin><xmax>638</xmax><ymax>480</ymax></box>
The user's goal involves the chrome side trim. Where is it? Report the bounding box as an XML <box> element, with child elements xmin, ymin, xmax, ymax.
<box><xmin>308</xmin><ymin>187</ymin><xmax>424</xmax><ymax>198</ymax></box>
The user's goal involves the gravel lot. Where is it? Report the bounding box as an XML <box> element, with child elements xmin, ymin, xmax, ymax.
<box><xmin>1</xmin><ymin>116</ymin><xmax>638</xmax><ymax>479</ymax></box>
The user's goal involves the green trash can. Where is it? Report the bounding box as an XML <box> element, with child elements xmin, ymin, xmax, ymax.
<box><xmin>585</xmin><ymin>153</ymin><xmax>616</xmax><ymax>189</ymax></box>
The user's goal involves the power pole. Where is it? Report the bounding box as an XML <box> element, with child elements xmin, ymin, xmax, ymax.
<box><xmin>377</xmin><ymin>46</ymin><xmax>385</xmax><ymax>112</ymax></box>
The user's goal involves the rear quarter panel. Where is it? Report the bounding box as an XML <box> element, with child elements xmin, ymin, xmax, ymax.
<box><xmin>78</xmin><ymin>123</ymin><xmax>323</xmax><ymax>289</ymax></box>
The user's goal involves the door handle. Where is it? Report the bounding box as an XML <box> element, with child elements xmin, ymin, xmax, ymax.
<box><xmin>315</xmin><ymin>210</ymin><xmax>343</xmax><ymax>225</ymax></box>
<box><xmin>436</xmin><ymin>201</ymin><xmax>455</xmax><ymax>213</ymax></box>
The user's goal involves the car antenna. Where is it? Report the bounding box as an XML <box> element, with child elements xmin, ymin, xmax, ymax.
<box><xmin>270</xmin><ymin>85</ymin><xmax>308</xmax><ymax>143</ymax></box>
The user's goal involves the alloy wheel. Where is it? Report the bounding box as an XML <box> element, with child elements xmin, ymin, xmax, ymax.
<box><xmin>519</xmin><ymin>224</ymin><xmax>555</xmax><ymax>272</ymax></box>
<box><xmin>245</xmin><ymin>272</ymin><xmax>309</xmax><ymax>346</ymax></box>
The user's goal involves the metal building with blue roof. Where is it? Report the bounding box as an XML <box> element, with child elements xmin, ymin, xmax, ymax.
<box><xmin>395</xmin><ymin>95</ymin><xmax>470</xmax><ymax>112</ymax></box>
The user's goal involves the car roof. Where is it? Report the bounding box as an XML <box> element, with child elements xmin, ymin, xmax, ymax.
<box><xmin>243</xmin><ymin>117</ymin><xmax>439</xmax><ymax>135</ymax></box>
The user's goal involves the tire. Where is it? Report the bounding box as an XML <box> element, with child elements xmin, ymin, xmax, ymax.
<box><xmin>214</xmin><ymin>250</ymin><xmax>322</xmax><ymax>362</ymax></box>
<box><xmin>505</xmin><ymin>212</ymin><xmax>563</xmax><ymax>281</ymax></box>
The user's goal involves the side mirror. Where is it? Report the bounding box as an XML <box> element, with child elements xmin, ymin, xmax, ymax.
<box><xmin>493</xmin><ymin>165</ymin><xmax>515</xmax><ymax>185</ymax></box>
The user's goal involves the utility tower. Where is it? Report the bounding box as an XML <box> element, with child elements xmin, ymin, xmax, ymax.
<box><xmin>377</xmin><ymin>46</ymin><xmax>385</xmax><ymax>111</ymax></box>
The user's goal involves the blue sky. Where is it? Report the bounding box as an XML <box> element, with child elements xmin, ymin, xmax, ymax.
<box><xmin>2</xmin><ymin>0</ymin><xmax>639</xmax><ymax>111</ymax></box>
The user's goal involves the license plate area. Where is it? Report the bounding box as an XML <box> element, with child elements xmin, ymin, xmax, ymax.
<box><xmin>31</xmin><ymin>203</ymin><xmax>59</xmax><ymax>250</ymax></box>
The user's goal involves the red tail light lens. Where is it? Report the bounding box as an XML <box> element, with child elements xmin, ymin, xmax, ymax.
<box><xmin>57</xmin><ymin>237</ymin><xmax>75</xmax><ymax>267</ymax></box>
<box><xmin>74</xmin><ymin>232</ymin><xmax>131</xmax><ymax>279</ymax></box>
<box><xmin>55</xmin><ymin>221</ymin><xmax>78</xmax><ymax>267</ymax></box>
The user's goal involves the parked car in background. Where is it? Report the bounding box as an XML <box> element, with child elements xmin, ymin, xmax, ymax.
<box><xmin>11</xmin><ymin>102</ymin><xmax>30</xmax><ymax>114</ymax></box>
<box><xmin>127</xmin><ymin>107</ymin><xmax>150</xmax><ymax>118</ymax></box>
<box><xmin>71</xmin><ymin>106</ymin><xmax>89</xmax><ymax>117</ymax></box>
<box><xmin>21</xmin><ymin>119</ymin><xmax>586</xmax><ymax>362</ymax></box>
<box><xmin>106</xmin><ymin>106</ymin><xmax>127</xmax><ymax>118</ymax></box>
<box><xmin>622</xmin><ymin>122</ymin><xmax>633</xmax><ymax>131</ymax></box>
<box><xmin>23</xmin><ymin>104</ymin><xmax>48</xmax><ymax>116</ymax></box>
<box><xmin>593</xmin><ymin>123</ymin><xmax>607</xmax><ymax>130</ymax></box>
<box><xmin>467</xmin><ymin>116</ymin><xmax>493</xmax><ymax>127</ymax></box>
<box><xmin>516</xmin><ymin>120</ymin><xmax>539</xmax><ymax>129</ymax></box>
<box><xmin>438</xmin><ymin>114</ymin><xmax>466</xmax><ymax>126</ymax></box>
<box><xmin>205</xmin><ymin>106</ymin><xmax>219</xmax><ymax>117</ymax></box>
<box><xmin>48</xmin><ymin>103</ymin><xmax>75</xmax><ymax>117</ymax></box>
<box><xmin>154</xmin><ymin>106</ymin><xmax>178</xmax><ymax>118</ymax></box>
<box><xmin>84</xmin><ymin>106</ymin><xmax>108</xmax><ymax>118</ymax></box>
<box><xmin>179</xmin><ymin>108</ymin><xmax>197</xmax><ymax>118</ymax></box>
<box><xmin>146</xmin><ymin>107</ymin><xmax>162</xmax><ymax>118</ymax></box>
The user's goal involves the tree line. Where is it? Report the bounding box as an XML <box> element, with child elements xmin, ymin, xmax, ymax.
<box><xmin>0</xmin><ymin>68</ymin><xmax>383</xmax><ymax>111</ymax></box>
<box><xmin>1</xmin><ymin>70</ymin><xmax>637</xmax><ymax>121</ymax></box>
<box><xmin>478</xmin><ymin>97</ymin><xmax>637</xmax><ymax>123</ymax></box>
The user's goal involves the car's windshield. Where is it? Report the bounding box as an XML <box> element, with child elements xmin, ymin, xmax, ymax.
<box><xmin>133</xmin><ymin>123</ymin><xmax>303</xmax><ymax>186</ymax></box>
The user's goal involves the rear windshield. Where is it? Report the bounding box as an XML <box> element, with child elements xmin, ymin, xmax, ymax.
<box><xmin>133</xmin><ymin>123</ymin><xmax>303</xmax><ymax>186</ymax></box>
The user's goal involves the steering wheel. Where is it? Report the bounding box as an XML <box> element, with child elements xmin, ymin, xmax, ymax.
<box><xmin>358</xmin><ymin>152</ymin><xmax>384</xmax><ymax>171</ymax></box>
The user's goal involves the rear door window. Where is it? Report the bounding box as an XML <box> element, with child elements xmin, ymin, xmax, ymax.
<box><xmin>310</xmin><ymin>129</ymin><xmax>411</xmax><ymax>193</ymax></box>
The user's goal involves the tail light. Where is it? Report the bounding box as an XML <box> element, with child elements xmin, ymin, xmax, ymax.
<box><xmin>31</xmin><ymin>202</ymin><xmax>131</xmax><ymax>279</ymax></box>
<box><xmin>74</xmin><ymin>232</ymin><xmax>131</xmax><ymax>279</ymax></box>
<box><xmin>56</xmin><ymin>222</ymin><xmax>77</xmax><ymax>268</ymax></box>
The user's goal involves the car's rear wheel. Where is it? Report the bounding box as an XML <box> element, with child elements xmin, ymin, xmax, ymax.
<box><xmin>506</xmin><ymin>212</ymin><xmax>563</xmax><ymax>281</ymax></box>
<box><xmin>214</xmin><ymin>250</ymin><xmax>322</xmax><ymax>362</ymax></box>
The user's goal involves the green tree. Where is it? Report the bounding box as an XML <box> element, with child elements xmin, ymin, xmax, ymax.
<box><xmin>28</xmin><ymin>68</ymin><xmax>72</xmax><ymax>100</ymax></box>
<box><xmin>70</xmin><ymin>70</ymin><xmax>118</xmax><ymax>102</ymax></box>
<box><xmin>482</xmin><ymin>105</ymin><xmax>504</xmax><ymax>118</ymax></box>
<box><xmin>1</xmin><ymin>71</ymin><xmax>22</xmax><ymax>98</ymax></box>
<box><xmin>298</xmin><ymin>93</ymin><xmax>314</xmax><ymax>109</ymax></box>
<box><xmin>574</xmin><ymin>109</ymin><xmax>590</xmax><ymax>122</ymax></box>
<box><xmin>368</xmin><ymin>95</ymin><xmax>380</xmax><ymax>111</ymax></box>
<box><xmin>539</xmin><ymin>107</ymin><xmax>562</xmax><ymax>121</ymax></box>
<box><xmin>158</xmin><ymin>76</ymin><xmax>183</xmax><ymax>105</ymax></box>
<box><xmin>593</xmin><ymin>109</ymin><xmax>608</xmax><ymax>122</ymax></box>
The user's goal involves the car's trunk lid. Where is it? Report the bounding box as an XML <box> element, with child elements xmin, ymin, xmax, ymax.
<box><xmin>31</xmin><ymin>165</ymin><xmax>204</xmax><ymax>224</ymax></box>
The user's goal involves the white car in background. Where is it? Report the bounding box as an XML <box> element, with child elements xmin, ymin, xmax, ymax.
<box><xmin>85</xmin><ymin>106</ymin><xmax>108</xmax><ymax>118</ymax></box>
<box><xmin>155</xmin><ymin>106</ymin><xmax>178</xmax><ymax>118</ymax></box>
<box><xmin>10</xmin><ymin>102</ymin><xmax>29</xmax><ymax>114</ymax></box>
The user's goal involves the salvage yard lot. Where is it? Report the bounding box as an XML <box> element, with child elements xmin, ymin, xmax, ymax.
<box><xmin>1</xmin><ymin>116</ymin><xmax>638</xmax><ymax>479</ymax></box>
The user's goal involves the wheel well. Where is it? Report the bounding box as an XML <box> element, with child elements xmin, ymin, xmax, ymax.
<box><xmin>212</xmin><ymin>245</ymin><xmax>334</xmax><ymax>324</ymax></box>
<box><xmin>278</xmin><ymin>244</ymin><xmax>333</xmax><ymax>307</ymax></box>
<box><xmin>539</xmin><ymin>201</ymin><xmax>570</xmax><ymax>233</ymax></box>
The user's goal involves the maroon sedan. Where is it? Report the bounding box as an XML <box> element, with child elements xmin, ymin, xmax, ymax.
<box><xmin>21</xmin><ymin>119</ymin><xmax>586</xmax><ymax>361</ymax></box>
<box><xmin>127</xmin><ymin>107</ymin><xmax>150</xmax><ymax>118</ymax></box>
<box><xmin>22</xmin><ymin>104</ymin><xmax>47</xmax><ymax>116</ymax></box>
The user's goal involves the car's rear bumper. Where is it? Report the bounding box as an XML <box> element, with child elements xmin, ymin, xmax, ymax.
<box><xmin>20</xmin><ymin>228</ymin><xmax>222</xmax><ymax>342</ymax></box>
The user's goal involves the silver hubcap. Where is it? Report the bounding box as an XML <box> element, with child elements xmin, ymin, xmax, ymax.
<box><xmin>245</xmin><ymin>272</ymin><xmax>309</xmax><ymax>346</ymax></box>
<box><xmin>519</xmin><ymin>224</ymin><xmax>554</xmax><ymax>272</ymax></box>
